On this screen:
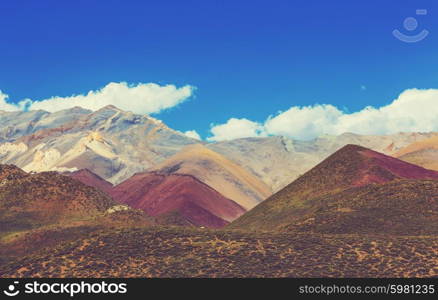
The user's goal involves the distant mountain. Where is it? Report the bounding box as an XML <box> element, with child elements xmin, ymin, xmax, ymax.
<box><xmin>64</xmin><ymin>169</ymin><xmax>114</xmax><ymax>195</ymax></box>
<box><xmin>394</xmin><ymin>136</ymin><xmax>438</xmax><ymax>171</ymax></box>
<box><xmin>208</xmin><ymin>136</ymin><xmax>321</xmax><ymax>193</ymax></box>
<box><xmin>0</xmin><ymin>107</ymin><xmax>91</xmax><ymax>143</ymax></box>
<box><xmin>111</xmin><ymin>172</ymin><xmax>246</xmax><ymax>228</ymax></box>
<box><xmin>229</xmin><ymin>144</ymin><xmax>438</xmax><ymax>232</ymax></box>
<box><xmin>2</xmin><ymin>105</ymin><xmax>438</xmax><ymax>195</ymax></box>
<box><xmin>0</xmin><ymin>165</ymin><xmax>117</xmax><ymax>236</ymax></box>
<box><xmin>210</xmin><ymin>132</ymin><xmax>438</xmax><ymax>192</ymax></box>
<box><xmin>151</xmin><ymin>144</ymin><xmax>272</xmax><ymax>209</ymax></box>
<box><xmin>0</xmin><ymin>105</ymin><xmax>200</xmax><ymax>184</ymax></box>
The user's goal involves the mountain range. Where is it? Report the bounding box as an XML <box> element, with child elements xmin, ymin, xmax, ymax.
<box><xmin>3</xmin><ymin>105</ymin><xmax>438</xmax><ymax>277</ymax></box>
<box><xmin>0</xmin><ymin>105</ymin><xmax>199</xmax><ymax>184</ymax></box>
<box><xmin>2</xmin><ymin>106</ymin><xmax>437</xmax><ymax>194</ymax></box>
<box><xmin>208</xmin><ymin>132</ymin><xmax>438</xmax><ymax>192</ymax></box>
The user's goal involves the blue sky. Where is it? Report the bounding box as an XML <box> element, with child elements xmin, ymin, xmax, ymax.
<box><xmin>1</xmin><ymin>0</ymin><xmax>438</xmax><ymax>140</ymax></box>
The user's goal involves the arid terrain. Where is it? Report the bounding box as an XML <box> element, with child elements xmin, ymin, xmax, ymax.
<box><xmin>2</xmin><ymin>106</ymin><xmax>438</xmax><ymax>278</ymax></box>
<box><xmin>4</xmin><ymin>227</ymin><xmax>438</xmax><ymax>278</ymax></box>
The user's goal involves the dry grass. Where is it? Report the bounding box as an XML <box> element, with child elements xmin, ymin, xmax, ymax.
<box><xmin>3</xmin><ymin>227</ymin><xmax>438</xmax><ymax>278</ymax></box>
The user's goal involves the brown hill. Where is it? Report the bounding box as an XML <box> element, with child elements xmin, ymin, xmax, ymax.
<box><xmin>394</xmin><ymin>136</ymin><xmax>438</xmax><ymax>157</ymax></box>
<box><xmin>229</xmin><ymin>144</ymin><xmax>438</xmax><ymax>231</ymax></box>
<box><xmin>0</xmin><ymin>164</ymin><xmax>27</xmax><ymax>181</ymax></box>
<box><xmin>0</xmin><ymin>206</ymin><xmax>155</xmax><ymax>267</ymax></box>
<box><xmin>398</xmin><ymin>150</ymin><xmax>438</xmax><ymax>173</ymax></box>
<box><xmin>111</xmin><ymin>172</ymin><xmax>246</xmax><ymax>228</ymax></box>
<box><xmin>0</xmin><ymin>166</ymin><xmax>117</xmax><ymax>237</ymax></box>
<box><xmin>394</xmin><ymin>136</ymin><xmax>438</xmax><ymax>171</ymax></box>
<box><xmin>64</xmin><ymin>169</ymin><xmax>114</xmax><ymax>195</ymax></box>
<box><xmin>283</xmin><ymin>179</ymin><xmax>438</xmax><ymax>235</ymax></box>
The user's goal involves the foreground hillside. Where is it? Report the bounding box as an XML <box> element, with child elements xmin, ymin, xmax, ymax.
<box><xmin>0</xmin><ymin>165</ymin><xmax>117</xmax><ymax>238</ymax></box>
<box><xmin>3</xmin><ymin>227</ymin><xmax>438</xmax><ymax>278</ymax></box>
<box><xmin>0</xmin><ymin>163</ymin><xmax>155</xmax><ymax>263</ymax></box>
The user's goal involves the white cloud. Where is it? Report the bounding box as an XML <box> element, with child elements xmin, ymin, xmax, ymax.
<box><xmin>207</xmin><ymin>118</ymin><xmax>267</xmax><ymax>142</ymax></box>
<box><xmin>0</xmin><ymin>82</ymin><xmax>194</xmax><ymax>114</ymax></box>
<box><xmin>264</xmin><ymin>104</ymin><xmax>343</xmax><ymax>140</ymax></box>
<box><xmin>331</xmin><ymin>88</ymin><xmax>438</xmax><ymax>136</ymax></box>
<box><xmin>184</xmin><ymin>130</ymin><xmax>201</xmax><ymax>140</ymax></box>
<box><xmin>0</xmin><ymin>91</ymin><xmax>26</xmax><ymax>111</ymax></box>
<box><xmin>208</xmin><ymin>88</ymin><xmax>438</xmax><ymax>141</ymax></box>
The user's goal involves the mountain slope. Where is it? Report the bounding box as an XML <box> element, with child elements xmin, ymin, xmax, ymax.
<box><xmin>0</xmin><ymin>164</ymin><xmax>27</xmax><ymax>181</ymax></box>
<box><xmin>64</xmin><ymin>169</ymin><xmax>114</xmax><ymax>195</ymax></box>
<box><xmin>283</xmin><ymin>179</ymin><xmax>438</xmax><ymax>235</ymax></box>
<box><xmin>0</xmin><ymin>105</ymin><xmax>200</xmax><ymax>184</ymax></box>
<box><xmin>394</xmin><ymin>136</ymin><xmax>438</xmax><ymax>157</ymax></box>
<box><xmin>0</xmin><ymin>165</ymin><xmax>117</xmax><ymax>237</ymax></box>
<box><xmin>394</xmin><ymin>136</ymin><xmax>438</xmax><ymax>171</ymax></box>
<box><xmin>111</xmin><ymin>172</ymin><xmax>246</xmax><ymax>228</ymax></box>
<box><xmin>151</xmin><ymin>144</ymin><xmax>271</xmax><ymax>209</ymax></box>
<box><xmin>208</xmin><ymin>136</ymin><xmax>321</xmax><ymax>192</ymax></box>
<box><xmin>209</xmin><ymin>133</ymin><xmax>438</xmax><ymax>192</ymax></box>
<box><xmin>0</xmin><ymin>107</ymin><xmax>91</xmax><ymax>143</ymax></box>
<box><xmin>229</xmin><ymin>144</ymin><xmax>438</xmax><ymax>231</ymax></box>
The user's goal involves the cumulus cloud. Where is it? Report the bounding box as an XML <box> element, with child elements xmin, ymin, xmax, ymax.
<box><xmin>0</xmin><ymin>91</ymin><xmax>26</xmax><ymax>111</ymax></box>
<box><xmin>0</xmin><ymin>82</ymin><xmax>194</xmax><ymax>114</ymax></box>
<box><xmin>208</xmin><ymin>88</ymin><xmax>438</xmax><ymax>141</ymax></box>
<box><xmin>207</xmin><ymin>118</ymin><xmax>267</xmax><ymax>142</ymax></box>
<box><xmin>184</xmin><ymin>130</ymin><xmax>201</xmax><ymax>140</ymax></box>
<box><xmin>264</xmin><ymin>104</ymin><xmax>343</xmax><ymax>140</ymax></box>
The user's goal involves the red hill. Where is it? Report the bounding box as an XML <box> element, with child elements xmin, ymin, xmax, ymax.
<box><xmin>65</xmin><ymin>169</ymin><xmax>114</xmax><ymax>195</ymax></box>
<box><xmin>111</xmin><ymin>172</ymin><xmax>246</xmax><ymax>228</ymax></box>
